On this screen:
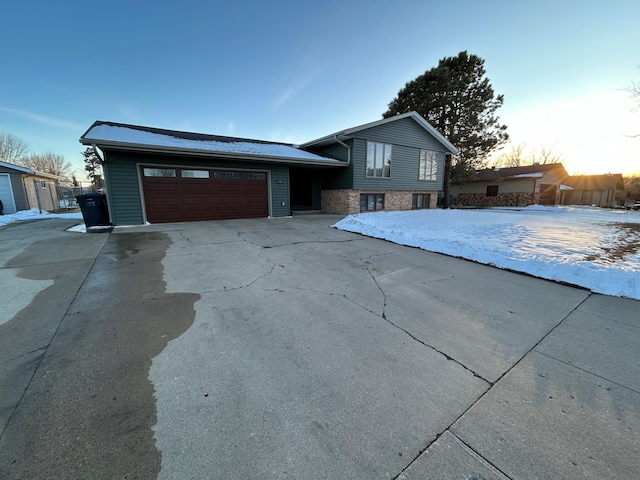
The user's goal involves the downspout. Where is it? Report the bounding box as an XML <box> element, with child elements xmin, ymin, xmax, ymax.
<box><xmin>333</xmin><ymin>136</ymin><xmax>351</xmax><ymax>164</ymax></box>
<box><xmin>92</xmin><ymin>145</ymin><xmax>113</xmax><ymax>224</ymax></box>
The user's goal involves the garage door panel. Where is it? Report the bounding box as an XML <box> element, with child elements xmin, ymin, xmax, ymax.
<box><xmin>141</xmin><ymin>166</ymin><xmax>269</xmax><ymax>223</ymax></box>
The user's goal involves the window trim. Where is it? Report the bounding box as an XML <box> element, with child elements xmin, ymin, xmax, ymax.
<box><xmin>365</xmin><ymin>141</ymin><xmax>392</xmax><ymax>179</ymax></box>
<box><xmin>359</xmin><ymin>193</ymin><xmax>385</xmax><ymax>212</ymax></box>
<box><xmin>418</xmin><ymin>149</ymin><xmax>438</xmax><ymax>181</ymax></box>
<box><xmin>412</xmin><ymin>193</ymin><xmax>431</xmax><ymax>210</ymax></box>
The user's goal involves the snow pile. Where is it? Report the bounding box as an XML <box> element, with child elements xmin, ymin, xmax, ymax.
<box><xmin>0</xmin><ymin>209</ymin><xmax>83</xmax><ymax>227</ymax></box>
<box><xmin>334</xmin><ymin>206</ymin><xmax>640</xmax><ymax>300</ymax></box>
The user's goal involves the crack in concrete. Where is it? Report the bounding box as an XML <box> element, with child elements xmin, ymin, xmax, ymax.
<box><xmin>359</xmin><ymin>257</ymin><xmax>491</xmax><ymax>384</ymax></box>
<box><xmin>392</xmin><ymin>293</ymin><xmax>594</xmax><ymax>480</ymax></box>
<box><xmin>0</xmin><ymin>346</ymin><xmax>47</xmax><ymax>366</ymax></box>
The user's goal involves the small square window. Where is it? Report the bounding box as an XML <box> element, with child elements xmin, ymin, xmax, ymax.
<box><xmin>486</xmin><ymin>185</ymin><xmax>499</xmax><ymax>197</ymax></box>
<box><xmin>39</xmin><ymin>180</ymin><xmax>47</xmax><ymax>188</ymax></box>
<box><xmin>360</xmin><ymin>193</ymin><xmax>384</xmax><ymax>212</ymax></box>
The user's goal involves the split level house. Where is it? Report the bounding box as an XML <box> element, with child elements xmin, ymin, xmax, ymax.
<box><xmin>79</xmin><ymin>112</ymin><xmax>459</xmax><ymax>225</ymax></box>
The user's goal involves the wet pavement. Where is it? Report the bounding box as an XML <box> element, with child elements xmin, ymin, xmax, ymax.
<box><xmin>0</xmin><ymin>215</ymin><xmax>638</xmax><ymax>479</ymax></box>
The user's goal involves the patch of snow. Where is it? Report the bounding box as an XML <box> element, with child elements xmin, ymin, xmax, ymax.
<box><xmin>85</xmin><ymin>124</ymin><xmax>341</xmax><ymax>163</ymax></box>
<box><xmin>0</xmin><ymin>209</ymin><xmax>83</xmax><ymax>227</ymax></box>
<box><xmin>510</xmin><ymin>172</ymin><xmax>544</xmax><ymax>178</ymax></box>
<box><xmin>333</xmin><ymin>206</ymin><xmax>640</xmax><ymax>300</ymax></box>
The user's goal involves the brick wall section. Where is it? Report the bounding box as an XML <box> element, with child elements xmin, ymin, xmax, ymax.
<box><xmin>458</xmin><ymin>192</ymin><xmax>535</xmax><ymax>207</ymax></box>
<box><xmin>321</xmin><ymin>189</ymin><xmax>438</xmax><ymax>214</ymax></box>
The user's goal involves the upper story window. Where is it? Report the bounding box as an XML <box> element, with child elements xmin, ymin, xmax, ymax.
<box><xmin>419</xmin><ymin>149</ymin><xmax>438</xmax><ymax>181</ymax></box>
<box><xmin>366</xmin><ymin>141</ymin><xmax>392</xmax><ymax>178</ymax></box>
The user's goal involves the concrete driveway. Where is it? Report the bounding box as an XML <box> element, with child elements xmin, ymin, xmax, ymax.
<box><xmin>0</xmin><ymin>215</ymin><xmax>638</xmax><ymax>479</ymax></box>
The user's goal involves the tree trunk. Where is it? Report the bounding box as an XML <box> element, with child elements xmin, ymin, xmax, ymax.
<box><xmin>443</xmin><ymin>154</ymin><xmax>451</xmax><ymax>209</ymax></box>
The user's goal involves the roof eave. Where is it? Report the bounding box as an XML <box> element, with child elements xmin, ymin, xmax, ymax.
<box><xmin>80</xmin><ymin>139</ymin><xmax>348</xmax><ymax>168</ymax></box>
<box><xmin>300</xmin><ymin>111</ymin><xmax>459</xmax><ymax>154</ymax></box>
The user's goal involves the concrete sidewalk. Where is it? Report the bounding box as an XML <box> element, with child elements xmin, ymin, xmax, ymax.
<box><xmin>0</xmin><ymin>215</ymin><xmax>638</xmax><ymax>479</ymax></box>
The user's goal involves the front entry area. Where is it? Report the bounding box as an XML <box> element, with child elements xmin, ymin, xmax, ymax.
<box><xmin>141</xmin><ymin>166</ymin><xmax>269</xmax><ymax>223</ymax></box>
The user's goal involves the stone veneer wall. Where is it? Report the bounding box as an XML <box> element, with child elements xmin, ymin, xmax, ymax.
<box><xmin>321</xmin><ymin>189</ymin><xmax>438</xmax><ymax>215</ymax></box>
<box><xmin>457</xmin><ymin>192</ymin><xmax>537</xmax><ymax>207</ymax></box>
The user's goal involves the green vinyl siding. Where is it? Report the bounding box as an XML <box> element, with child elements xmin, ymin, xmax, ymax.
<box><xmin>270</xmin><ymin>166</ymin><xmax>289</xmax><ymax>217</ymax></box>
<box><xmin>313</xmin><ymin>140</ymin><xmax>354</xmax><ymax>190</ymax></box>
<box><xmin>102</xmin><ymin>154</ymin><xmax>145</xmax><ymax>225</ymax></box>
<box><xmin>351</xmin><ymin>118</ymin><xmax>446</xmax><ymax>191</ymax></box>
<box><xmin>104</xmin><ymin>150</ymin><xmax>290</xmax><ymax>224</ymax></box>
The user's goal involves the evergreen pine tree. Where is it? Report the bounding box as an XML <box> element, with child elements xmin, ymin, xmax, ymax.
<box><xmin>384</xmin><ymin>51</ymin><xmax>508</xmax><ymax>205</ymax></box>
<box><xmin>83</xmin><ymin>147</ymin><xmax>104</xmax><ymax>189</ymax></box>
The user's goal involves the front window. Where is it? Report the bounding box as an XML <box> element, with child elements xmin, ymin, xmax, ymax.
<box><xmin>419</xmin><ymin>150</ymin><xmax>438</xmax><ymax>181</ymax></box>
<box><xmin>360</xmin><ymin>193</ymin><xmax>384</xmax><ymax>212</ymax></box>
<box><xmin>366</xmin><ymin>142</ymin><xmax>392</xmax><ymax>178</ymax></box>
<box><xmin>486</xmin><ymin>185</ymin><xmax>499</xmax><ymax>196</ymax></box>
<box><xmin>39</xmin><ymin>180</ymin><xmax>47</xmax><ymax>188</ymax></box>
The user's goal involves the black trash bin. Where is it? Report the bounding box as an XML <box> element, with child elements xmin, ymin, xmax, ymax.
<box><xmin>76</xmin><ymin>193</ymin><xmax>111</xmax><ymax>227</ymax></box>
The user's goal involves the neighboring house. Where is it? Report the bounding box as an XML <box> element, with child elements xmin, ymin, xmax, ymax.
<box><xmin>452</xmin><ymin>163</ymin><xmax>569</xmax><ymax>207</ymax></box>
<box><xmin>559</xmin><ymin>174</ymin><xmax>625</xmax><ymax>207</ymax></box>
<box><xmin>0</xmin><ymin>161</ymin><xmax>63</xmax><ymax>214</ymax></box>
<box><xmin>79</xmin><ymin>112</ymin><xmax>459</xmax><ymax>225</ymax></box>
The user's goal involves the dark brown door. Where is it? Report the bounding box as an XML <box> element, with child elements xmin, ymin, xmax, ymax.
<box><xmin>141</xmin><ymin>166</ymin><xmax>269</xmax><ymax>223</ymax></box>
<box><xmin>539</xmin><ymin>184</ymin><xmax>556</xmax><ymax>205</ymax></box>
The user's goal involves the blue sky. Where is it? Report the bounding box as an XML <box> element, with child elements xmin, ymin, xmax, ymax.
<box><xmin>1</xmin><ymin>0</ymin><xmax>639</xmax><ymax>180</ymax></box>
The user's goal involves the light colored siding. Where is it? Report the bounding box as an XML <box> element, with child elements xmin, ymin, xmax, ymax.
<box><xmin>541</xmin><ymin>168</ymin><xmax>568</xmax><ymax>186</ymax></box>
<box><xmin>104</xmin><ymin>151</ymin><xmax>292</xmax><ymax>224</ymax></box>
<box><xmin>453</xmin><ymin>179</ymin><xmax>536</xmax><ymax>196</ymax></box>
<box><xmin>22</xmin><ymin>176</ymin><xmax>59</xmax><ymax>212</ymax></box>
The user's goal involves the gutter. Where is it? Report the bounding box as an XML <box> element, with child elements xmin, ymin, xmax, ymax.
<box><xmin>333</xmin><ymin>135</ymin><xmax>351</xmax><ymax>164</ymax></box>
<box><xmin>79</xmin><ymin>139</ymin><xmax>348</xmax><ymax>168</ymax></box>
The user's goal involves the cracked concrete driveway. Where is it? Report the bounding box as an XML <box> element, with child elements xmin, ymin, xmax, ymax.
<box><xmin>1</xmin><ymin>214</ymin><xmax>638</xmax><ymax>479</ymax></box>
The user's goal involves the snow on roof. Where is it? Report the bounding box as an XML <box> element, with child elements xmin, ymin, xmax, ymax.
<box><xmin>82</xmin><ymin>123</ymin><xmax>342</xmax><ymax>164</ymax></box>
<box><xmin>511</xmin><ymin>172</ymin><xmax>544</xmax><ymax>178</ymax></box>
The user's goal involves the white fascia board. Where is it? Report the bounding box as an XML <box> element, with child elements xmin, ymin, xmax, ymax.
<box><xmin>301</xmin><ymin>112</ymin><xmax>459</xmax><ymax>155</ymax></box>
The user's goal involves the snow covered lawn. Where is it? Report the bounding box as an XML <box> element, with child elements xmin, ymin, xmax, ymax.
<box><xmin>0</xmin><ymin>209</ymin><xmax>83</xmax><ymax>227</ymax></box>
<box><xmin>334</xmin><ymin>206</ymin><xmax>640</xmax><ymax>300</ymax></box>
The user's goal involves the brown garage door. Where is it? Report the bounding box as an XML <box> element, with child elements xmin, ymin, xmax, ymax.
<box><xmin>141</xmin><ymin>166</ymin><xmax>269</xmax><ymax>223</ymax></box>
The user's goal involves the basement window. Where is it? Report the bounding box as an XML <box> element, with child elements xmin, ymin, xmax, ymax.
<box><xmin>360</xmin><ymin>193</ymin><xmax>384</xmax><ymax>212</ymax></box>
<box><xmin>412</xmin><ymin>193</ymin><xmax>431</xmax><ymax>209</ymax></box>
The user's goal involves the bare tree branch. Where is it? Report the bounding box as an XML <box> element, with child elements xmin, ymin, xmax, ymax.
<box><xmin>0</xmin><ymin>132</ymin><xmax>29</xmax><ymax>163</ymax></box>
<box><xmin>21</xmin><ymin>152</ymin><xmax>72</xmax><ymax>179</ymax></box>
